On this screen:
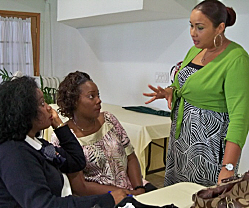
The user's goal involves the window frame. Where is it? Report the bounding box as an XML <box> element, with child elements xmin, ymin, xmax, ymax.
<box><xmin>0</xmin><ymin>10</ymin><xmax>40</xmax><ymax>76</ymax></box>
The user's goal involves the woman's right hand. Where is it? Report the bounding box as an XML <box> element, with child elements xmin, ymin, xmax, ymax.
<box><xmin>143</xmin><ymin>85</ymin><xmax>174</xmax><ymax>110</ymax></box>
<box><xmin>110</xmin><ymin>189</ymin><xmax>131</xmax><ymax>205</ymax></box>
<box><xmin>51</xmin><ymin>108</ymin><xmax>63</xmax><ymax>129</ymax></box>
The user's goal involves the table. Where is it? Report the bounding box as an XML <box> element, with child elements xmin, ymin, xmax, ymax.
<box><xmin>44</xmin><ymin>103</ymin><xmax>171</xmax><ymax>177</ymax></box>
<box><xmin>135</xmin><ymin>182</ymin><xmax>205</xmax><ymax>208</ymax></box>
<box><xmin>101</xmin><ymin>103</ymin><xmax>171</xmax><ymax>177</ymax></box>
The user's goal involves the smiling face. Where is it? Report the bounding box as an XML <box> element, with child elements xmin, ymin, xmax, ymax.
<box><xmin>74</xmin><ymin>81</ymin><xmax>102</xmax><ymax>120</ymax></box>
<box><xmin>29</xmin><ymin>89</ymin><xmax>53</xmax><ymax>137</ymax></box>
<box><xmin>190</xmin><ymin>9</ymin><xmax>221</xmax><ymax>49</ymax></box>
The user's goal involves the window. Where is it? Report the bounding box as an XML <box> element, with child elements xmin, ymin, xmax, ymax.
<box><xmin>0</xmin><ymin>10</ymin><xmax>40</xmax><ymax>76</ymax></box>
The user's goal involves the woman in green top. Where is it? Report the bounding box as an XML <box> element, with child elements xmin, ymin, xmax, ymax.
<box><xmin>144</xmin><ymin>0</ymin><xmax>249</xmax><ymax>187</ymax></box>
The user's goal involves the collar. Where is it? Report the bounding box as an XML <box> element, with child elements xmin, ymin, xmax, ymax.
<box><xmin>25</xmin><ymin>135</ymin><xmax>42</xmax><ymax>150</ymax></box>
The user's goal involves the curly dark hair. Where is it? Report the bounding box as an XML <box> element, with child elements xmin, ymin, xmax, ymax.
<box><xmin>194</xmin><ymin>0</ymin><xmax>236</xmax><ymax>28</ymax></box>
<box><xmin>0</xmin><ymin>76</ymin><xmax>39</xmax><ymax>144</ymax></box>
<box><xmin>57</xmin><ymin>71</ymin><xmax>92</xmax><ymax>118</ymax></box>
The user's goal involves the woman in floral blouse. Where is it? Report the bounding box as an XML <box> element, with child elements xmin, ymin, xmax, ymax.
<box><xmin>52</xmin><ymin>71</ymin><xmax>156</xmax><ymax>196</ymax></box>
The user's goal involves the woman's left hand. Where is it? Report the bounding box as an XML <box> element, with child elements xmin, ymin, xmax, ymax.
<box><xmin>218</xmin><ymin>168</ymin><xmax>235</xmax><ymax>184</ymax></box>
<box><xmin>217</xmin><ymin>141</ymin><xmax>241</xmax><ymax>184</ymax></box>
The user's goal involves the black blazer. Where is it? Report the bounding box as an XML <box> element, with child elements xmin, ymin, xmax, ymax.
<box><xmin>0</xmin><ymin>125</ymin><xmax>115</xmax><ymax>208</ymax></box>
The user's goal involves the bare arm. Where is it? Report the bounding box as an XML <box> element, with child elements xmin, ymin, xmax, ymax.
<box><xmin>143</xmin><ymin>85</ymin><xmax>174</xmax><ymax>109</ymax></box>
<box><xmin>218</xmin><ymin>141</ymin><xmax>241</xmax><ymax>184</ymax></box>
<box><xmin>68</xmin><ymin>153</ymin><xmax>145</xmax><ymax>196</ymax></box>
<box><xmin>67</xmin><ymin>171</ymin><xmax>125</xmax><ymax>196</ymax></box>
<box><xmin>126</xmin><ymin>152</ymin><xmax>145</xmax><ymax>195</ymax></box>
<box><xmin>67</xmin><ymin>172</ymin><xmax>131</xmax><ymax>205</ymax></box>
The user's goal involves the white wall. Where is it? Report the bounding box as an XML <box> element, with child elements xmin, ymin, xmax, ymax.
<box><xmin>47</xmin><ymin>0</ymin><xmax>193</xmax><ymax>110</ymax></box>
<box><xmin>0</xmin><ymin>0</ymin><xmax>45</xmax><ymax>12</ymax></box>
<box><xmin>77</xmin><ymin>19</ymin><xmax>192</xmax><ymax>110</ymax></box>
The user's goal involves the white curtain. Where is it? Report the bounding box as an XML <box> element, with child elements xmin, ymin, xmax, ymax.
<box><xmin>0</xmin><ymin>16</ymin><xmax>33</xmax><ymax>76</ymax></box>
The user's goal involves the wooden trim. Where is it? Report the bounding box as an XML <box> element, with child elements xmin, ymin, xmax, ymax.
<box><xmin>0</xmin><ymin>10</ymin><xmax>40</xmax><ymax>75</ymax></box>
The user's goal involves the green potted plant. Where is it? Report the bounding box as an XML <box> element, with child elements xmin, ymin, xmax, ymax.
<box><xmin>0</xmin><ymin>69</ymin><xmax>56</xmax><ymax>104</ymax></box>
<box><xmin>0</xmin><ymin>68</ymin><xmax>12</xmax><ymax>81</ymax></box>
<box><xmin>39</xmin><ymin>75</ymin><xmax>57</xmax><ymax>104</ymax></box>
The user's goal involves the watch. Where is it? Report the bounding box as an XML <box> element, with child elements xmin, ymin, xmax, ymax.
<box><xmin>222</xmin><ymin>163</ymin><xmax>234</xmax><ymax>171</ymax></box>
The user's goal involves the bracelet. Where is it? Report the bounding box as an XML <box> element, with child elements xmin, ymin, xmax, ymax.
<box><xmin>54</xmin><ymin>123</ymin><xmax>64</xmax><ymax>130</ymax></box>
<box><xmin>134</xmin><ymin>185</ymin><xmax>146</xmax><ymax>190</ymax></box>
<box><xmin>166</xmin><ymin>86</ymin><xmax>176</xmax><ymax>90</ymax></box>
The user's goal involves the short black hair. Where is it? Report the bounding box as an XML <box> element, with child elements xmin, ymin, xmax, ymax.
<box><xmin>0</xmin><ymin>76</ymin><xmax>39</xmax><ymax>143</ymax></box>
<box><xmin>57</xmin><ymin>71</ymin><xmax>92</xmax><ymax>118</ymax></box>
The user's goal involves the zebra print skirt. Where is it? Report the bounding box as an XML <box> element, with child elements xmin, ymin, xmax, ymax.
<box><xmin>164</xmin><ymin>63</ymin><xmax>230</xmax><ymax>187</ymax></box>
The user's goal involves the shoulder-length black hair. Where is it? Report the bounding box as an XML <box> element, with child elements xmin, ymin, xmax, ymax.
<box><xmin>0</xmin><ymin>76</ymin><xmax>39</xmax><ymax>143</ymax></box>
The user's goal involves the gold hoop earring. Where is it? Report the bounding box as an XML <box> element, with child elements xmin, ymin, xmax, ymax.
<box><xmin>214</xmin><ymin>34</ymin><xmax>223</xmax><ymax>48</ymax></box>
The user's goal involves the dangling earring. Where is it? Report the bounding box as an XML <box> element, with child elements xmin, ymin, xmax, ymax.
<box><xmin>214</xmin><ymin>34</ymin><xmax>223</xmax><ymax>48</ymax></box>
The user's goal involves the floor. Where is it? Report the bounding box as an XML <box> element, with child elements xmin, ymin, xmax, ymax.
<box><xmin>145</xmin><ymin>171</ymin><xmax>165</xmax><ymax>189</ymax></box>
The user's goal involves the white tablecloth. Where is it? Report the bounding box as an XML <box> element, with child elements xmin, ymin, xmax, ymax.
<box><xmin>44</xmin><ymin>103</ymin><xmax>171</xmax><ymax>177</ymax></box>
<box><xmin>135</xmin><ymin>182</ymin><xmax>204</xmax><ymax>208</ymax></box>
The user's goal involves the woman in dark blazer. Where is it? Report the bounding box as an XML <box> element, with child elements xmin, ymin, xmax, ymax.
<box><xmin>0</xmin><ymin>76</ymin><xmax>129</xmax><ymax>208</ymax></box>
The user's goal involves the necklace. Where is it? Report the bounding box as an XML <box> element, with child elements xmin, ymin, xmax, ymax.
<box><xmin>200</xmin><ymin>48</ymin><xmax>218</xmax><ymax>64</ymax></box>
<box><xmin>72</xmin><ymin>118</ymin><xmax>96</xmax><ymax>132</ymax></box>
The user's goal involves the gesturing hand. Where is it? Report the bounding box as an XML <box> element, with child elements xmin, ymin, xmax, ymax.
<box><xmin>143</xmin><ymin>85</ymin><xmax>174</xmax><ymax>110</ymax></box>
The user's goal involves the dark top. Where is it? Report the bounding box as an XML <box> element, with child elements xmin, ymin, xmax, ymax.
<box><xmin>0</xmin><ymin>125</ymin><xmax>115</xmax><ymax>208</ymax></box>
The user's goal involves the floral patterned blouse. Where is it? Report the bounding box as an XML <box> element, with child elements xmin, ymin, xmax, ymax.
<box><xmin>51</xmin><ymin>111</ymin><xmax>134</xmax><ymax>190</ymax></box>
